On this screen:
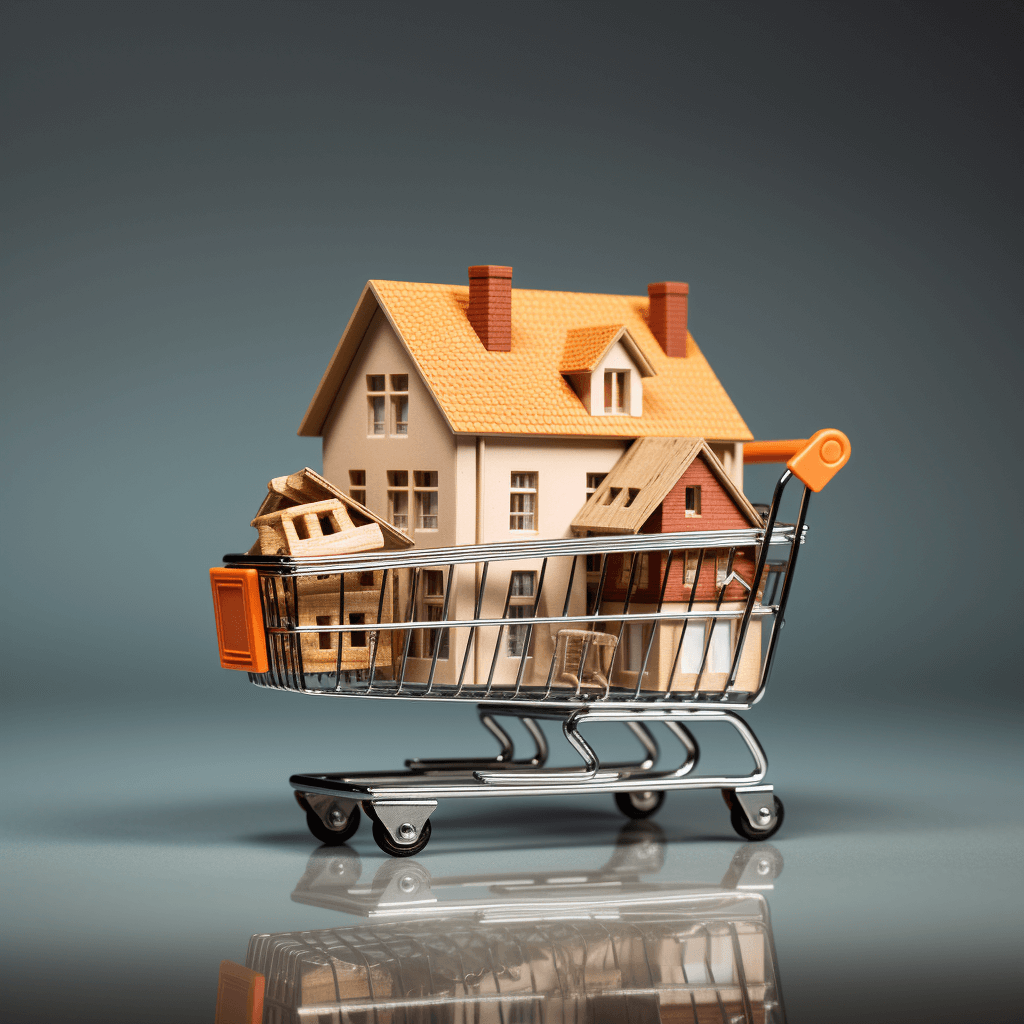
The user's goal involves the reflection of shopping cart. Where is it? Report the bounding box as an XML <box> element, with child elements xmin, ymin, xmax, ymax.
<box><xmin>211</xmin><ymin>432</ymin><xmax>849</xmax><ymax>855</ymax></box>
<box><xmin>216</xmin><ymin>829</ymin><xmax>786</xmax><ymax>1024</ymax></box>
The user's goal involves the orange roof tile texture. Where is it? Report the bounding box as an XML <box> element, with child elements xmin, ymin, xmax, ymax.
<box><xmin>371</xmin><ymin>280</ymin><xmax>753</xmax><ymax>440</ymax></box>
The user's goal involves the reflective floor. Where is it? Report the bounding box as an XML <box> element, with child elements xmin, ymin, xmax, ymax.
<box><xmin>1</xmin><ymin>699</ymin><xmax>1020</xmax><ymax>1023</ymax></box>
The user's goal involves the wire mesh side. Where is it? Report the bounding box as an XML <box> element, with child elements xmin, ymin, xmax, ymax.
<box><xmin>245</xmin><ymin>521</ymin><xmax>805</xmax><ymax>706</ymax></box>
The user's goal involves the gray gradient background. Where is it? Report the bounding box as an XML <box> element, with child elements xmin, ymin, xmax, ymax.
<box><xmin>1</xmin><ymin>2</ymin><xmax>1022</xmax><ymax>1021</ymax></box>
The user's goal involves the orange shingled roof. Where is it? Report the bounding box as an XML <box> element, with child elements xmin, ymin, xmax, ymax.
<box><xmin>299</xmin><ymin>280</ymin><xmax>753</xmax><ymax>441</ymax></box>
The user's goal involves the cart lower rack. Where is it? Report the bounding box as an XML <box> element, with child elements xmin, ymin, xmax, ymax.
<box><xmin>211</xmin><ymin>431</ymin><xmax>849</xmax><ymax>855</ymax></box>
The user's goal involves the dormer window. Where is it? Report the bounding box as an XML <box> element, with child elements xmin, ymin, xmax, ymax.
<box><xmin>560</xmin><ymin>325</ymin><xmax>655</xmax><ymax>418</ymax></box>
<box><xmin>604</xmin><ymin>371</ymin><xmax>628</xmax><ymax>414</ymax></box>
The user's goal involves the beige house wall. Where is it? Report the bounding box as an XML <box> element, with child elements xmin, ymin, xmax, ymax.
<box><xmin>315</xmin><ymin>308</ymin><xmax>749</xmax><ymax>689</ymax></box>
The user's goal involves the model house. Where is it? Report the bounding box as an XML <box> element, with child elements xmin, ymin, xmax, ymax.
<box><xmin>297</xmin><ymin>266</ymin><xmax>760</xmax><ymax>691</ymax></box>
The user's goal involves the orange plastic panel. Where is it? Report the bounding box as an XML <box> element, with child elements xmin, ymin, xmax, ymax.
<box><xmin>215</xmin><ymin>961</ymin><xmax>264</xmax><ymax>1024</ymax></box>
<box><xmin>786</xmin><ymin>428</ymin><xmax>851</xmax><ymax>491</ymax></box>
<box><xmin>210</xmin><ymin>568</ymin><xmax>268</xmax><ymax>673</ymax></box>
<box><xmin>743</xmin><ymin>439</ymin><xmax>806</xmax><ymax>464</ymax></box>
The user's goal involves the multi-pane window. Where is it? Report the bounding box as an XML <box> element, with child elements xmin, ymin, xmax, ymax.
<box><xmin>414</xmin><ymin>471</ymin><xmax>438</xmax><ymax>530</ymax></box>
<box><xmin>604</xmin><ymin>370</ymin><xmax>627</xmax><ymax>414</ymax></box>
<box><xmin>391</xmin><ymin>375</ymin><xmax>409</xmax><ymax>435</ymax></box>
<box><xmin>387</xmin><ymin>470</ymin><xmax>409</xmax><ymax>530</ymax></box>
<box><xmin>618</xmin><ymin>553</ymin><xmax>650</xmax><ymax>588</ymax></box>
<box><xmin>510</xmin><ymin>472</ymin><xmax>537</xmax><ymax>531</ymax></box>
<box><xmin>684</xmin><ymin>551</ymin><xmax>701</xmax><ymax>586</ymax></box>
<box><xmin>367</xmin><ymin>375</ymin><xmax>386</xmax><ymax>435</ymax></box>
<box><xmin>349</xmin><ymin>469</ymin><xmax>366</xmax><ymax>506</ymax></box>
<box><xmin>685</xmin><ymin>485</ymin><xmax>702</xmax><ymax>516</ymax></box>
<box><xmin>585</xmin><ymin>473</ymin><xmax>606</xmax><ymax>500</ymax></box>
<box><xmin>507</xmin><ymin>571</ymin><xmax>536</xmax><ymax>657</ymax></box>
<box><xmin>420</xmin><ymin>569</ymin><xmax>449</xmax><ymax>659</ymax></box>
<box><xmin>367</xmin><ymin>373</ymin><xmax>410</xmax><ymax>436</ymax></box>
<box><xmin>716</xmin><ymin>552</ymin><xmax>731</xmax><ymax>588</ymax></box>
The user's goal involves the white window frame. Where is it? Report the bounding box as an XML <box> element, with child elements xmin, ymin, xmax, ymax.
<box><xmin>349</xmin><ymin>469</ymin><xmax>366</xmax><ymax>507</ymax></box>
<box><xmin>418</xmin><ymin>568</ymin><xmax>449</xmax><ymax>660</ymax></box>
<box><xmin>603</xmin><ymin>370</ymin><xmax>628</xmax><ymax>414</ymax></box>
<box><xmin>509</xmin><ymin>472</ymin><xmax>538</xmax><ymax>531</ymax></box>
<box><xmin>387</xmin><ymin>470</ymin><xmax>409</xmax><ymax>531</ymax></box>
<box><xmin>507</xmin><ymin>570</ymin><xmax>536</xmax><ymax>657</ymax></box>
<box><xmin>366</xmin><ymin>373</ymin><xmax>410</xmax><ymax>438</ymax></box>
<box><xmin>413</xmin><ymin>471</ymin><xmax>439</xmax><ymax>531</ymax></box>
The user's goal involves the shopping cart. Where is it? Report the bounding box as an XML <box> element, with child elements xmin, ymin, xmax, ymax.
<box><xmin>216</xmin><ymin>827</ymin><xmax>786</xmax><ymax>1024</ymax></box>
<box><xmin>210</xmin><ymin>430</ymin><xmax>849</xmax><ymax>856</ymax></box>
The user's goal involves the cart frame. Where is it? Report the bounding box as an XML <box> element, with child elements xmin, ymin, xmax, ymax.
<box><xmin>213</xmin><ymin>431</ymin><xmax>850</xmax><ymax>855</ymax></box>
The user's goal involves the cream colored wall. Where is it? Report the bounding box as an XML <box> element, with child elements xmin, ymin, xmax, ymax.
<box><xmin>321</xmin><ymin>309</ymin><xmax>461</xmax><ymax>550</ymax></box>
<box><xmin>588</xmin><ymin>340</ymin><xmax>645</xmax><ymax>417</ymax></box>
<box><xmin>602</xmin><ymin>600</ymin><xmax>762</xmax><ymax>694</ymax></box>
<box><xmin>321</xmin><ymin>311</ymin><xmax>470</xmax><ymax>686</ymax></box>
<box><xmin>709</xmin><ymin>442</ymin><xmax>744</xmax><ymax>492</ymax></box>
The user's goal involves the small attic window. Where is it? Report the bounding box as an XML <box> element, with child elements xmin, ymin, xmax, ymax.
<box><xmin>604</xmin><ymin>371</ymin><xmax>628</xmax><ymax>414</ymax></box>
<box><xmin>624</xmin><ymin>488</ymin><xmax>640</xmax><ymax>508</ymax></box>
<box><xmin>685</xmin><ymin>485</ymin><xmax>702</xmax><ymax>517</ymax></box>
<box><xmin>604</xmin><ymin>487</ymin><xmax>621</xmax><ymax>505</ymax></box>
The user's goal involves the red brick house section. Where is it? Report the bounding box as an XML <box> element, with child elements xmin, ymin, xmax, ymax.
<box><xmin>604</xmin><ymin>453</ymin><xmax>761</xmax><ymax>603</ymax></box>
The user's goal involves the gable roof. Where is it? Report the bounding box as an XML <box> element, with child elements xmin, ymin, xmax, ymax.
<box><xmin>299</xmin><ymin>280</ymin><xmax>753</xmax><ymax>441</ymax></box>
<box><xmin>571</xmin><ymin>437</ymin><xmax>763</xmax><ymax>535</ymax></box>
<box><xmin>560</xmin><ymin>325</ymin><xmax>655</xmax><ymax>376</ymax></box>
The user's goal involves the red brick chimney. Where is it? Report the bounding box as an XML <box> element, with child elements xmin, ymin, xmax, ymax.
<box><xmin>468</xmin><ymin>265</ymin><xmax>513</xmax><ymax>352</ymax></box>
<box><xmin>647</xmin><ymin>281</ymin><xmax>690</xmax><ymax>357</ymax></box>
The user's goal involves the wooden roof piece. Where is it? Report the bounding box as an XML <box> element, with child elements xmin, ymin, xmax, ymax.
<box><xmin>571</xmin><ymin>438</ymin><xmax>764</xmax><ymax>535</ymax></box>
<box><xmin>559</xmin><ymin>325</ymin><xmax>656</xmax><ymax>376</ymax></box>
<box><xmin>251</xmin><ymin>467</ymin><xmax>414</xmax><ymax>551</ymax></box>
<box><xmin>298</xmin><ymin>281</ymin><xmax>752</xmax><ymax>441</ymax></box>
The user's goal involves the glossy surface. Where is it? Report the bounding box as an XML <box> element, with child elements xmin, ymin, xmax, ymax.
<box><xmin>1</xmin><ymin>703</ymin><xmax>1018</xmax><ymax>1023</ymax></box>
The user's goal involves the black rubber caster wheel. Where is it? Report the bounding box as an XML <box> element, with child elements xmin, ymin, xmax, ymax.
<box><xmin>614</xmin><ymin>789</ymin><xmax>665</xmax><ymax>819</ymax></box>
<box><xmin>305</xmin><ymin>804</ymin><xmax>361</xmax><ymax>846</ymax></box>
<box><xmin>371</xmin><ymin>818</ymin><xmax>432</xmax><ymax>858</ymax></box>
<box><xmin>729</xmin><ymin>796</ymin><xmax>784</xmax><ymax>841</ymax></box>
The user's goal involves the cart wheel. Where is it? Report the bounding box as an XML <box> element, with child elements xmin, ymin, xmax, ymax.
<box><xmin>614</xmin><ymin>790</ymin><xmax>665</xmax><ymax>819</ymax></box>
<box><xmin>729</xmin><ymin>796</ymin><xmax>785</xmax><ymax>841</ymax></box>
<box><xmin>371</xmin><ymin>818</ymin><xmax>432</xmax><ymax>858</ymax></box>
<box><xmin>306</xmin><ymin>804</ymin><xmax>361</xmax><ymax>846</ymax></box>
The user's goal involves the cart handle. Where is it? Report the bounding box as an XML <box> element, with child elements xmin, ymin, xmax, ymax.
<box><xmin>744</xmin><ymin>428</ymin><xmax>851</xmax><ymax>492</ymax></box>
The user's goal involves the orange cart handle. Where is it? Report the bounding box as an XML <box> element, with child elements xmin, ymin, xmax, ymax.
<box><xmin>744</xmin><ymin>428</ymin><xmax>851</xmax><ymax>492</ymax></box>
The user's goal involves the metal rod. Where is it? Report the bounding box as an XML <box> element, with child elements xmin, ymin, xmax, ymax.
<box><xmin>512</xmin><ymin>557</ymin><xmax>548</xmax><ymax>698</ymax></box>
<box><xmin>757</xmin><ymin>484</ymin><xmax>812</xmax><ymax>699</ymax></box>
<box><xmin>543</xmin><ymin>554</ymin><xmax>578</xmax><ymax>698</ymax></box>
<box><xmin>333</xmin><ymin>571</ymin><xmax>345</xmax><ymax>689</ymax></box>
<box><xmin>725</xmin><ymin>469</ymin><xmax>793</xmax><ymax>692</ymax></box>
<box><xmin>665</xmin><ymin>548</ymin><xmax>705</xmax><ymax>698</ymax></box>
<box><xmin>396</xmin><ymin>567</ymin><xmax>420</xmax><ymax>695</ymax></box>
<box><xmin>694</xmin><ymin>547</ymin><xmax>736</xmax><ymax>690</ymax></box>
<box><xmin>455</xmin><ymin>561</ymin><xmax>489</xmax><ymax>697</ymax></box>
<box><xmin>423</xmin><ymin>564</ymin><xmax>455</xmax><ymax>696</ymax></box>
<box><xmin>225</xmin><ymin>527</ymin><xmax>794</xmax><ymax>575</ymax></box>
<box><xmin>633</xmin><ymin>549</ymin><xmax>674</xmax><ymax>699</ymax></box>
<box><xmin>365</xmin><ymin>567</ymin><xmax>388</xmax><ymax>690</ymax></box>
<box><xmin>483</xmin><ymin>577</ymin><xmax>515</xmax><ymax>697</ymax></box>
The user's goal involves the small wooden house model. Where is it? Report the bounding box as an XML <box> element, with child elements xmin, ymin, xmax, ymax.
<box><xmin>250</xmin><ymin>468</ymin><xmax>413</xmax><ymax>676</ymax></box>
<box><xmin>572</xmin><ymin>438</ymin><xmax>767</xmax><ymax>693</ymax></box>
